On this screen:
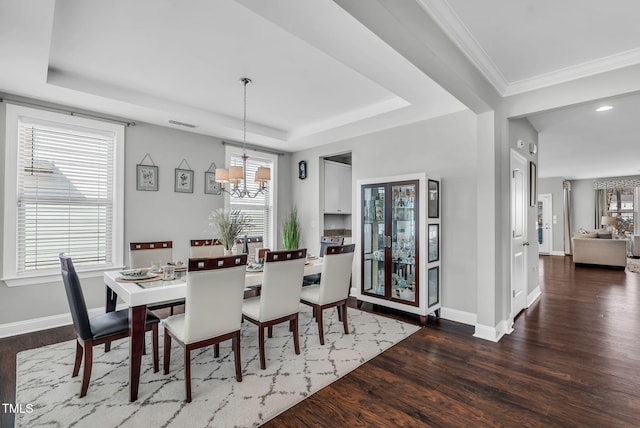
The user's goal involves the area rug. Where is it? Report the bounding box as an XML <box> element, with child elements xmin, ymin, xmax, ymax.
<box><xmin>16</xmin><ymin>305</ymin><xmax>419</xmax><ymax>427</ymax></box>
<box><xmin>628</xmin><ymin>257</ymin><xmax>640</xmax><ymax>273</ymax></box>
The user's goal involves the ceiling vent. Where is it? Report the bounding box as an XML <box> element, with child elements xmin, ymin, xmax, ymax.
<box><xmin>168</xmin><ymin>120</ymin><xmax>197</xmax><ymax>128</ymax></box>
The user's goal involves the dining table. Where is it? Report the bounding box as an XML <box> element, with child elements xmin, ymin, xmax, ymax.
<box><xmin>103</xmin><ymin>257</ymin><xmax>323</xmax><ymax>402</ymax></box>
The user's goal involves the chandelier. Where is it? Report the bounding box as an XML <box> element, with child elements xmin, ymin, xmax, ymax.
<box><xmin>215</xmin><ymin>77</ymin><xmax>270</xmax><ymax>198</ymax></box>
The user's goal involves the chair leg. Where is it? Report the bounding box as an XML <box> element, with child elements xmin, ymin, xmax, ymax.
<box><xmin>233</xmin><ymin>333</ymin><xmax>242</xmax><ymax>382</ymax></box>
<box><xmin>258</xmin><ymin>326</ymin><xmax>266</xmax><ymax>370</ymax></box>
<box><xmin>214</xmin><ymin>343</ymin><xmax>220</xmax><ymax>358</ymax></box>
<box><xmin>317</xmin><ymin>306</ymin><xmax>325</xmax><ymax>346</ymax></box>
<box><xmin>73</xmin><ymin>340</ymin><xmax>83</xmax><ymax>377</ymax></box>
<box><xmin>163</xmin><ymin>332</ymin><xmax>172</xmax><ymax>375</ymax></box>
<box><xmin>292</xmin><ymin>314</ymin><xmax>300</xmax><ymax>355</ymax></box>
<box><xmin>337</xmin><ymin>306</ymin><xmax>342</xmax><ymax>322</ymax></box>
<box><xmin>152</xmin><ymin>324</ymin><xmax>159</xmax><ymax>373</ymax></box>
<box><xmin>80</xmin><ymin>343</ymin><xmax>93</xmax><ymax>398</ymax></box>
<box><xmin>341</xmin><ymin>304</ymin><xmax>349</xmax><ymax>334</ymax></box>
<box><xmin>185</xmin><ymin>348</ymin><xmax>192</xmax><ymax>403</ymax></box>
<box><xmin>105</xmin><ymin>341</ymin><xmax>111</xmax><ymax>353</ymax></box>
<box><xmin>170</xmin><ymin>306</ymin><xmax>174</xmax><ymax>316</ymax></box>
<box><xmin>267</xmin><ymin>326</ymin><xmax>273</xmax><ymax>338</ymax></box>
<box><xmin>142</xmin><ymin>335</ymin><xmax>147</xmax><ymax>355</ymax></box>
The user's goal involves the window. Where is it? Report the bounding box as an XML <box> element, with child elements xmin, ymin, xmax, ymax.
<box><xmin>3</xmin><ymin>105</ymin><xmax>124</xmax><ymax>286</ymax></box>
<box><xmin>606</xmin><ymin>188</ymin><xmax>635</xmax><ymax>234</ymax></box>
<box><xmin>225</xmin><ymin>146</ymin><xmax>277</xmax><ymax>248</ymax></box>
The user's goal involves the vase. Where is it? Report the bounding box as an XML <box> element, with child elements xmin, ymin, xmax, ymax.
<box><xmin>225</xmin><ymin>249</ymin><xmax>233</xmax><ymax>256</ymax></box>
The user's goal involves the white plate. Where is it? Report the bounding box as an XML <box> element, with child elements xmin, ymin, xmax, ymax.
<box><xmin>119</xmin><ymin>273</ymin><xmax>158</xmax><ymax>280</ymax></box>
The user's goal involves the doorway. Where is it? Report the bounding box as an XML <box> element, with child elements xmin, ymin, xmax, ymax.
<box><xmin>538</xmin><ymin>193</ymin><xmax>552</xmax><ymax>254</ymax></box>
<box><xmin>510</xmin><ymin>150</ymin><xmax>528</xmax><ymax>319</ymax></box>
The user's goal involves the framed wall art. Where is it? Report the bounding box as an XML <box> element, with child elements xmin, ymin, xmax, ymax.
<box><xmin>136</xmin><ymin>153</ymin><xmax>158</xmax><ymax>191</ymax></box>
<box><xmin>175</xmin><ymin>159</ymin><xmax>194</xmax><ymax>193</ymax></box>
<box><xmin>530</xmin><ymin>161</ymin><xmax>537</xmax><ymax>207</ymax></box>
<box><xmin>204</xmin><ymin>162</ymin><xmax>221</xmax><ymax>195</ymax></box>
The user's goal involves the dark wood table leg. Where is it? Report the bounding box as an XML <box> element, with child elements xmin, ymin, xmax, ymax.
<box><xmin>129</xmin><ymin>305</ymin><xmax>147</xmax><ymax>402</ymax></box>
<box><xmin>105</xmin><ymin>286</ymin><xmax>118</xmax><ymax>352</ymax></box>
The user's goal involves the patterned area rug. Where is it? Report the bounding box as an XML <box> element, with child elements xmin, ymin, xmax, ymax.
<box><xmin>16</xmin><ymin>305</ymin><xmax>419</xmax><ymax>427</ymax></box>
<box><xmin>627</xmin><ymin>257</ymin><xmax>640</xmax><ymax>273</ymax></box>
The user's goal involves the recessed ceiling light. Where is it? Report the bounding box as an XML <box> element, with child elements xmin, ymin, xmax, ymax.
<box><xmin>595</xmin><ymin>105</ymin><xmax>613</xmax><ymax>112</ymax></box>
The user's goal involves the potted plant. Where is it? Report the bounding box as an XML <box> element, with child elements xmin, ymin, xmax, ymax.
<box><xmin>282</xmin><ymin>207</ymin><xmax>301</xmax><ymax>250</ymax></box>
<box><xmin>210</xmin><ymin>208</ymin><xmax>250</xmax><ymax>255</ymax></box>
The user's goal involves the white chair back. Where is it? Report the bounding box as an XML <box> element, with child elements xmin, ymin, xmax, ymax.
<box><xmin>189</xmin><ymin>239</ymin><xmax>225</xmax><ymax>258</ymax></box>
<box><xmin>259</xmin><ymin>249</ymin><xmax>307</xmax><ymax>321</ymax></box>
<box><xmin>318</xmin><ymin>245</ymin><xmax>355</xmax><ymax>305</ymax></box>
<box><xmin>183</xmin><ymin>255</ymin><xmax>247</xmax><ymax>344</ymax></box>
<box><xmin>129</xmin><ymin>241</ymin><xmax>173</xmax><ymax>268</ymax></box>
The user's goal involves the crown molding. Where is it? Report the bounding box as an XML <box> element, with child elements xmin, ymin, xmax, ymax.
<box><xmin>418</xmin><ymin>0</ymin><xmax>640</xmax><ymax>97</ymax></box>
<box><xmin>416</xmin><ymin>0</ymin><xmax>508</xmax><ymax>94</ymax></box>
<box><xmin>504</xmin><ymin>47</ymin><xmax>640</xmax><ymax>96</ymax></box>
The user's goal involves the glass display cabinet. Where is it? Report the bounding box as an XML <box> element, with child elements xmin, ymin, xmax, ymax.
<box><xmin>357</xmin><ymin>174</ymin><xmax>441</xmax><ymax>325</ymax></box>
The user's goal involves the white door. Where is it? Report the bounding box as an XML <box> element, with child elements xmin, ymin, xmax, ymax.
<box><xmin>511</xmin><ymin>150</ymin><xmax>528</xmax><ymax>319</ymax></box>
<box><xmin>538</xmin><ymin>194</ymin><xmax>552</xmax><ymax>254</ymax></box>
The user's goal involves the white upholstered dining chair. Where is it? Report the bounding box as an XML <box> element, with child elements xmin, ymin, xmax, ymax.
<box><xmin>163</xmin><ymin>254</ymin><xmax>248</xmax><ymax>402</ymax></box>
<box><xmin>300</xmin><ymin>244</ymin><xmax>355</xmax><ymax>345</ymax></box>
<box><xmin>189</xmin><ymin>239</ymin><xmax>225</xmax><ymax>258</ymax></box>
<box><xmin>242</xmin><ymin>249</ymin><xmax>307</xmax><ymax>369</ymax></box>
<box><xmin>129</xmin><ymin>241</ymin><xmax>173</xmax><ymax>268</ymax></box>
<box><xmin>129</xmin><ymin>241</ymin><xmax>184</xmax><ymax>314</ymax></box>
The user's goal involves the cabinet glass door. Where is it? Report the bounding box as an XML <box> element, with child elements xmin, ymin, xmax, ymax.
<box><xmin>362</xmin><ymin>184</ymin><xmax>386</xmax><ymax>296</ymax></box>
<box><xmin>391</xmin><ymin>183</ymin><xmax>417</xmax><ymax>303</ymax></box>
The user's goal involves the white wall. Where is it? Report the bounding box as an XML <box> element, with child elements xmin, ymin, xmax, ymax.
<box><xmin>292</xmin><ymin>109</ymin><xmax>479</xmax><ymax>317</ymax></box>
<box><xmin>0</xmin><ymin>99</ymin><xmax>292</xmax><ymax>327</ymax></box>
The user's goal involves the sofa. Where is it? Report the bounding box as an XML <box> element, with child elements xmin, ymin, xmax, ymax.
<box><xmin>572</xmin><ymin>229</ymin><xmax>627</xmax><ymax>269</ymax></box>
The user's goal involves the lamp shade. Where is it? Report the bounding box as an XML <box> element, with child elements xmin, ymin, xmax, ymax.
<box><xmin>229</xmin><ymin>166</ymin><xmax>243</xmax><ymax>183</ymax></box>
<box><xmin>255</xmin><ymin>167</ymin><xmax>271</xmax><ymax>183</ymax></box>
<box><xmin>215</xmin><ymin>168</ymin><xmax>229</xmax><ymax>183</ymax></box>
<box><xmin>601</xmin><ymin>215</ymin><xmax>616</xmax><ymax>226</ymax></box>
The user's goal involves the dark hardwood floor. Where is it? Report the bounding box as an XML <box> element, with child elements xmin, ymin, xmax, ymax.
<box><xmin>3</xmin><ymin>255</ymin><xmax>640</xmax><ymax>427</ymax></box>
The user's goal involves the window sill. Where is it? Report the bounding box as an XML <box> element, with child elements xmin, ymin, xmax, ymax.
<box><xmin>2</xmin><ymin>265</ymin><xmax>125</xmax><ymax>287</ymax></box>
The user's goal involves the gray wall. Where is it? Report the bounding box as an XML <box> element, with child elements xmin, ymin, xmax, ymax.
<box><xmin>571</xmin><ymin>178</ymin><xmax>598</xmax><ymax>232</ymax></box>
<box><xmin>292</xmin><ymin>109</ymin><xmax>479</xmax><ymax>316</ymax></box>
<box><xmin>0</xmin><ymin>99</ymin><xmax>292</xmax><ymax>326</ymax></box>
<box><xmin>538</xmin><ymin>177</ymin><xmax>565</xmax><ymax>254</ymax></box>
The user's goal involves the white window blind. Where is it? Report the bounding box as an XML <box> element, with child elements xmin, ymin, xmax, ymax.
<box><xmin>16</xmin><ymin>119</ymin><xmax>115</xmax><ymax>271</ymax></box>
<box><xmin>229</xmin><ymin>152</ymin><xmax>274</xmax><ymax>244</ymax></box>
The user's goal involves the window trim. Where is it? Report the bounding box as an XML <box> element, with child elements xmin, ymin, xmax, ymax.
<box><xmin>2</xmin><ymin>104</ymin><xmax>125</xmax><ymax>287</ymax></box>
<box><xmin>223</xmin><ymin>146</ymin><xmax>278</xmax><ymax>250</ymax></box>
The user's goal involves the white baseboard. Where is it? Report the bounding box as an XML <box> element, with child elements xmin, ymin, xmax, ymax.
<box><xmin>473</xmin><ymin>319</ymin><xmax>510</xmax><ymax>342</ymax></box>
<box><xmin>550</xmin><ymin>250</ymin><xmax>565</xmax><ymax>256</ymax></box>
<box><xmin>527</xmin><ymin>286</ymin><xmax>542</xmax><ymax>307</ymax></box>
<box><xmin>440</xmin><ymin>307</ymin><xmax>476</xmax><ymax>326</ymax></box>
<box><xmin>0</xmin><ymin>305</ymin><xmax>127</xmax><ymax>338</ymax></box>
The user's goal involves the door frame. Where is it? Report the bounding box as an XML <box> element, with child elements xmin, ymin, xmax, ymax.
<box><xmin>538</xmin><ymin>193</ymin><xmax>553</xmax><ymax>254</ymax></box>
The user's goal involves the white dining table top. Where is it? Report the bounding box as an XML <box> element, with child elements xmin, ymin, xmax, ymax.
<box><xmin>103</xmin><ymin>258</ymin><xmax>323</xmax><ymax>307</ymax></box>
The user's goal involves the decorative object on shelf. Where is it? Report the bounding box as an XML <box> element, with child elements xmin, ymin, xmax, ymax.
<box><xmin>282</xmin><ymin>206</ymin><xmax>301</xmax><ymax>250</ymax></box>
<box><xmin>209</xmin><ymin>208</ymin><xmax>250</xmax><ymax>255</ymax></box>
<box><xmin>174</xmin><ymin>159</ymin><xmax>194</xmax><ymax>193</ymax></box>
<box><xmin>136</xmin><ymin>153</ymin><xmax>158</xmax><ymax>191</ymax></box>
<box><xmin>204</xmin><ymin>162</ymin><xmax>221</xmax><ymax>195</ymax></box>
<box><xmin>215</xmin><ymin>77</ymin><xmax>270</xmax><ymax>198</ymax></box>
<box><xmin>298</xmin><ymin>160</ymin><xmax>307</xmax><ymax>180</ymax></box>
<box><xmin>428</xmin><ymin>179</ymin><xmax>439</xmax><ymax>218</ymax></box>
<box><xmin>529</xmin><ymin>161</ymin><xmax>537</xmax><ymax>207</ymax></box>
